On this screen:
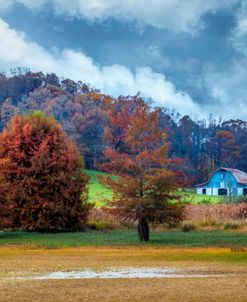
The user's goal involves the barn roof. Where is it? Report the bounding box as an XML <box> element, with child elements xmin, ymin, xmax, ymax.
<box><xmin>195</xmin><ymin>167</ymin><xmax>247</xmax><ymax>187</ymax></box>
<box><xmin>221</xmin><ymin>168</ymin><xmax>247</xmax><ymax>185</ymax></box>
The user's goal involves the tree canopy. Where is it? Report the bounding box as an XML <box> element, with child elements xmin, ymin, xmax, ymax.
<box><xmin>0</xmin><ymin>111</ymin><xmax>90</xmax><ymax>231</ymax></box>
<box><xmin>99</xmin><ymin>97</ymin><xmax>184</xmax><ymax>241</ymax></box>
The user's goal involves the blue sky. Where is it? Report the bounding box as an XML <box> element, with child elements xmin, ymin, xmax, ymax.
<box><xmin>0</xmin><ymin>0</ymin><xmax>247</xmax><ymax>119</ymax></box>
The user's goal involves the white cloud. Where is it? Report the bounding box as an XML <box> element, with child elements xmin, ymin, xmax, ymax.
<box><xmin>0</xmin><ymin>0</ymin><xmax>238</xmax><ymax>35</ymax></box>
<box><xmin>0</xmin><ymin>19</ymin><xmax>201</xmax><ymax>116</ymax></box>
<box><xmin>231</xmin><ymin>0</ymin><xmax>247</xmax><ymax>54</ymax></box>
<box><xmin>201</xmin><ymin>0</ymin><xmax>247</xmax><ymax>119</ymax></box>
<box><xmin>203</xmin><ymin>60</ymin><xmax>247</xmax><ymax>119</ymax></box>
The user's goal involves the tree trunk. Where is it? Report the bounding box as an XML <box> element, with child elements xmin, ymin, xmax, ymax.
<box><xmin>137</xmin><ymin>217</ymin><xmax>149</xmax><ymax>242</ymax></box>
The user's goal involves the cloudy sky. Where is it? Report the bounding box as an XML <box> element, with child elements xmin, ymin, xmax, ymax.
<box><xmin>0</xmin><ymin>0</ymin><xmax>247</xmax><ymax>119</ymax></box>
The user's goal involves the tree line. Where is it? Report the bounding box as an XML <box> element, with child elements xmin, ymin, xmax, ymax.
<box><xmin>0</xmin><ymin>70</ymin><xmax>246</xmax><ymax>184</ymax></box>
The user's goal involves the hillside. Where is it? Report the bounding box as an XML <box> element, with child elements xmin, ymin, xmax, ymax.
<box><xmin>0</xmin><ymin>72</ymin><xmax>247</xmax><ymax>185</ymax></box>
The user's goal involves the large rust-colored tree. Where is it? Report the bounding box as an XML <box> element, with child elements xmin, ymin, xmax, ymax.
<box><xmin>99</xmin><ymin>97</ymin><xmax>183</xmax><ymax>241</ymax></box>
<box><xmin>0</xmin><ymin>111</ymin><xmax>89</xmax><ymax>231</ymax></box>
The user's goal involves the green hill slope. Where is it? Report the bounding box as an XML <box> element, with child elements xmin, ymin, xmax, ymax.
<box><xmin>85</xmin><ymin>170</ymin><xmax>113</xmax><ymax>207</ymax></box>
<box><xmin>85</xmin><ymin>170</ymin><xmax>223</xmax><ymax>206</ymax></box>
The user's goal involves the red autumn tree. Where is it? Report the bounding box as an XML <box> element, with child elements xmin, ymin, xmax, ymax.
<box><xmin>0</xmin><ymin>111</ymin><xmax>90</xmax><ymax>231</ymax></box>
<box><xmin>0</xmin><ymin>174</ymin><xmax>10</xmax><ymax>229</ymax></box>
<box><xmin>99</xmin><ymin>97</ymin><xmax>184</xmax><ymax>241</ymax></box>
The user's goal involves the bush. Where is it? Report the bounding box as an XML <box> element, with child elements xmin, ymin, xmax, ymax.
<box><xmin>198</xmin><ymin>198</ymin><xmax>211</xmax><ymax>205</ymax></box>
<box><xmin>0</xmin><ymin>112</ymin><xmax>90</xmax><ymax>231</ymax></box>
<box><xmin>181</xmin><ymin>222</ymin><xmax>196</xmax><ymax>232</ymax></box>
<box><xmin>87</xmin><ymin>221</ymin><xmax>114</xmax><ymax>231</ymax></box>
<box><xmin>197</xmin><ymin>220</ymin><xmax>222</xmax><ymax>228</ymax></box>
<box><xmin>224</xmin><ymin>223</ymin><xmax>240</xmax><ymax>230</ymax></box>
<box><xmin>221</xmin><ymin>196</ymin><xmax>246</xmax><ymax>204</ymax></box>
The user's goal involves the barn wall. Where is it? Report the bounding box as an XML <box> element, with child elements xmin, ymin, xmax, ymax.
<box><xmin>196</xmin><ymin>188</ymin><xmax>203</xmax><ymax>194</ymax></box>
<box><xmin>238</xmin><ymin>188</ymin><xmax>243</xmax><ymax>196</ymax></box>
<box><xmin>212</xmin><ymin>188</ymin><xmax>218</xmax><ymax>196</ymax></box>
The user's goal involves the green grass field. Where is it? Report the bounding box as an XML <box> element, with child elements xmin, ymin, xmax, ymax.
<box><xmin>1</xmin><ymin>229</ymin><xmax>246</xmax><ymax>249</ymax></box>
<box><xmin>86</xmin><ymin>170</ymin><xmax>223</xmax><ymax>206</ymax></box>
<box><xmin>180</xmin><ymin>189</ymin><xmax>222</xmax><ymax>204</ymax></box>
<box><xmin>86</xmin><ymin>170</ymin><xmax>114</xmax><ymax>206</ymax></box>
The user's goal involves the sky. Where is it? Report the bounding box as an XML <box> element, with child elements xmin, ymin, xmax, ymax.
<box><xmin>0</xmin><ymin>0</ymin><xmax>247</xmax><ymax>120</ymax></box>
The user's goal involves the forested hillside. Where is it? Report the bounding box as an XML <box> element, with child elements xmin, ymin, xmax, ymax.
<box><xmin>0</xmin><ymin>69</ymin><xmax>246</xmax><ymax>184</ymax></box>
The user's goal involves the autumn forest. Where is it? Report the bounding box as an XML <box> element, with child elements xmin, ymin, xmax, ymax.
<box><xmin>0</xmin><ymin>69</ymin><xmax>246</xmax><ymax>185</ymax></box>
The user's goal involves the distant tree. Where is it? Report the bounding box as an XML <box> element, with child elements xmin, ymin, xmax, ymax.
<box><xmin>221</xmin><ymin>119</ymin><xmax>247</xmax><ymax>172</ymax></box>
<box><xmin>0</xmin><ymin>98</ymin><xmax>20</xmax><ymax>130</ymax></box>
<box><xmin>45</xmin><ymin>73</ymin><xmax>60</xmax><ymax>87</ymax></box>
<box><xmin>18</xmin><ymin>88</ymin><xmax>112</xmax><ymax>168</ymax></box>
<box><xmin>206</xmin><ymin>130</ymin><xmax>240</xmax><ymax>168</ymax></box>
<box><xmin>70</xmin><ymin>93</ymin><xmax>112</xmax><ymax>168</ymax></box>
<box><xmin>99</xmin><ymin>97</ymin><xmax>184</xmax><ymax>241</ymax></box>
<box><xmin>61</xmin><ymin>78</ymin><xmax>78</xmax><ymax>94</ymax></box>
<box><xmin>0</xmin><ymin>73</ymin><xmax>8</xmax><ymax>104</ymax></box>
<box><xmin>0</xmin><ymin>112</ymin><xmax>90</xmax><ymax>231</ymax></box>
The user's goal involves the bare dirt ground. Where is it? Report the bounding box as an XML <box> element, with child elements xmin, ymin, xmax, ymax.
<box><xmin>0</xmin><ymin>247</ymin><xmax>246</xmax><ymax>302</ymax></box>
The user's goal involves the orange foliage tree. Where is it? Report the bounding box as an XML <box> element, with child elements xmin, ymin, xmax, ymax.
<box><xmin>99</xmin><ymin>97</ymin><xmax>184</xmax><ymax>241</ymax></box>
<box><xmin>0</xmin><ymin>174</ymin><xmax>9</xmax><ymax>229</ymax></box>
<box><xmin>0</xmin><ymin>111</ymin><xmax>90</xmax><ymax>231</ymax></box>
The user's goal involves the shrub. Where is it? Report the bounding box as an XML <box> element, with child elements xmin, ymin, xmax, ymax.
<box><xmin>224</xmin><ymin>223</ymin><xmax>240</xmax><ymax>230</ymax></box>
<box><xmin>197</xmin><ymin>220</ymin><xmax>222</xmax><ymax>228</ymax></box>
<box><xmin>221</xmin><ymin>196</ymin><xmax>246</xmax><ymax>204</ymax></box>
<box><xmin>0</xmin><ymin>112</ymin><xmax>90</xmax><ymax>231</ymax></box>
<box><xmin>181</xmin><ymin>222</ymin><xmax>196</xmax><ymax>232</ymax></box>
<box><xmin>87</xmin><ymin>221</ymin><xmax>114</xmax><ymax>231</ymax></box>
<box><xmin>198</xmin><ymin>198</ymin><xmax>211</xmax><ymax>205</ymax></box>
<box><xmin>231</xmin><ymin>247</ymin><xmax>246</xmax><ymax>252</ymax></box>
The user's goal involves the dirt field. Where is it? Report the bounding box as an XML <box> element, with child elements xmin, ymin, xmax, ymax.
<box><xmin>0</xmin><ymin>247</ymin><xmax>246</xmax><ymax>302</ymax></box>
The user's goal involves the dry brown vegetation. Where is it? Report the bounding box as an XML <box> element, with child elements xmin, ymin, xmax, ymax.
<box><xmin>0</xmin><ymin>247</ymin><xmax>246</xmax><ymax>302</ymax></box>
<box><xmin>89</xmin><ymin>204</ymin><xmax>247</xmax><ymax>231</ymax></box>
<box><xmin>1</xmin><ymin>277</ymin><xmax>247</xmax><ymax>302</ymax></box>
<box><xmin>185</xmin><ymin>204</ymin><xmax>247</xmax><ymax>221</ymax></box>
<box><xmin>184</xmin><ymin>204</ymin><xmax>247</xmax><ymax>230</ymax></box>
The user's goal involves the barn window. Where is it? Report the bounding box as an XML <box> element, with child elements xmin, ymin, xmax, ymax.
<box><xmin>202</xmin><ymin>189</ymin><xmax>206</xmax><ymax>195</ymax></box>
<box><xmin>243</xmin><ymin>188</ymin><xmax>247</xmax><ymax>196</ymax></box>
<box><xmin>218</xmin><ymin>188</ymin><xmax>227</xmax><ymax>196</ymax></box>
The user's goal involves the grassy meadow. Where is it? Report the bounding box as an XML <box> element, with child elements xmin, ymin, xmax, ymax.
<box><xmin>180</xmin><ymin>189</ymin><xmax>222</xmax><ymax>204</ymax></box>
<box><xmin>86</xmin><ymin>170</ymin><xmax>114</xmax><ymax>206</ymax></box>
<box><xmin>0</xmin><ymin>229</ymin><xmax>247</xmax><ymax>249</ymax></box>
